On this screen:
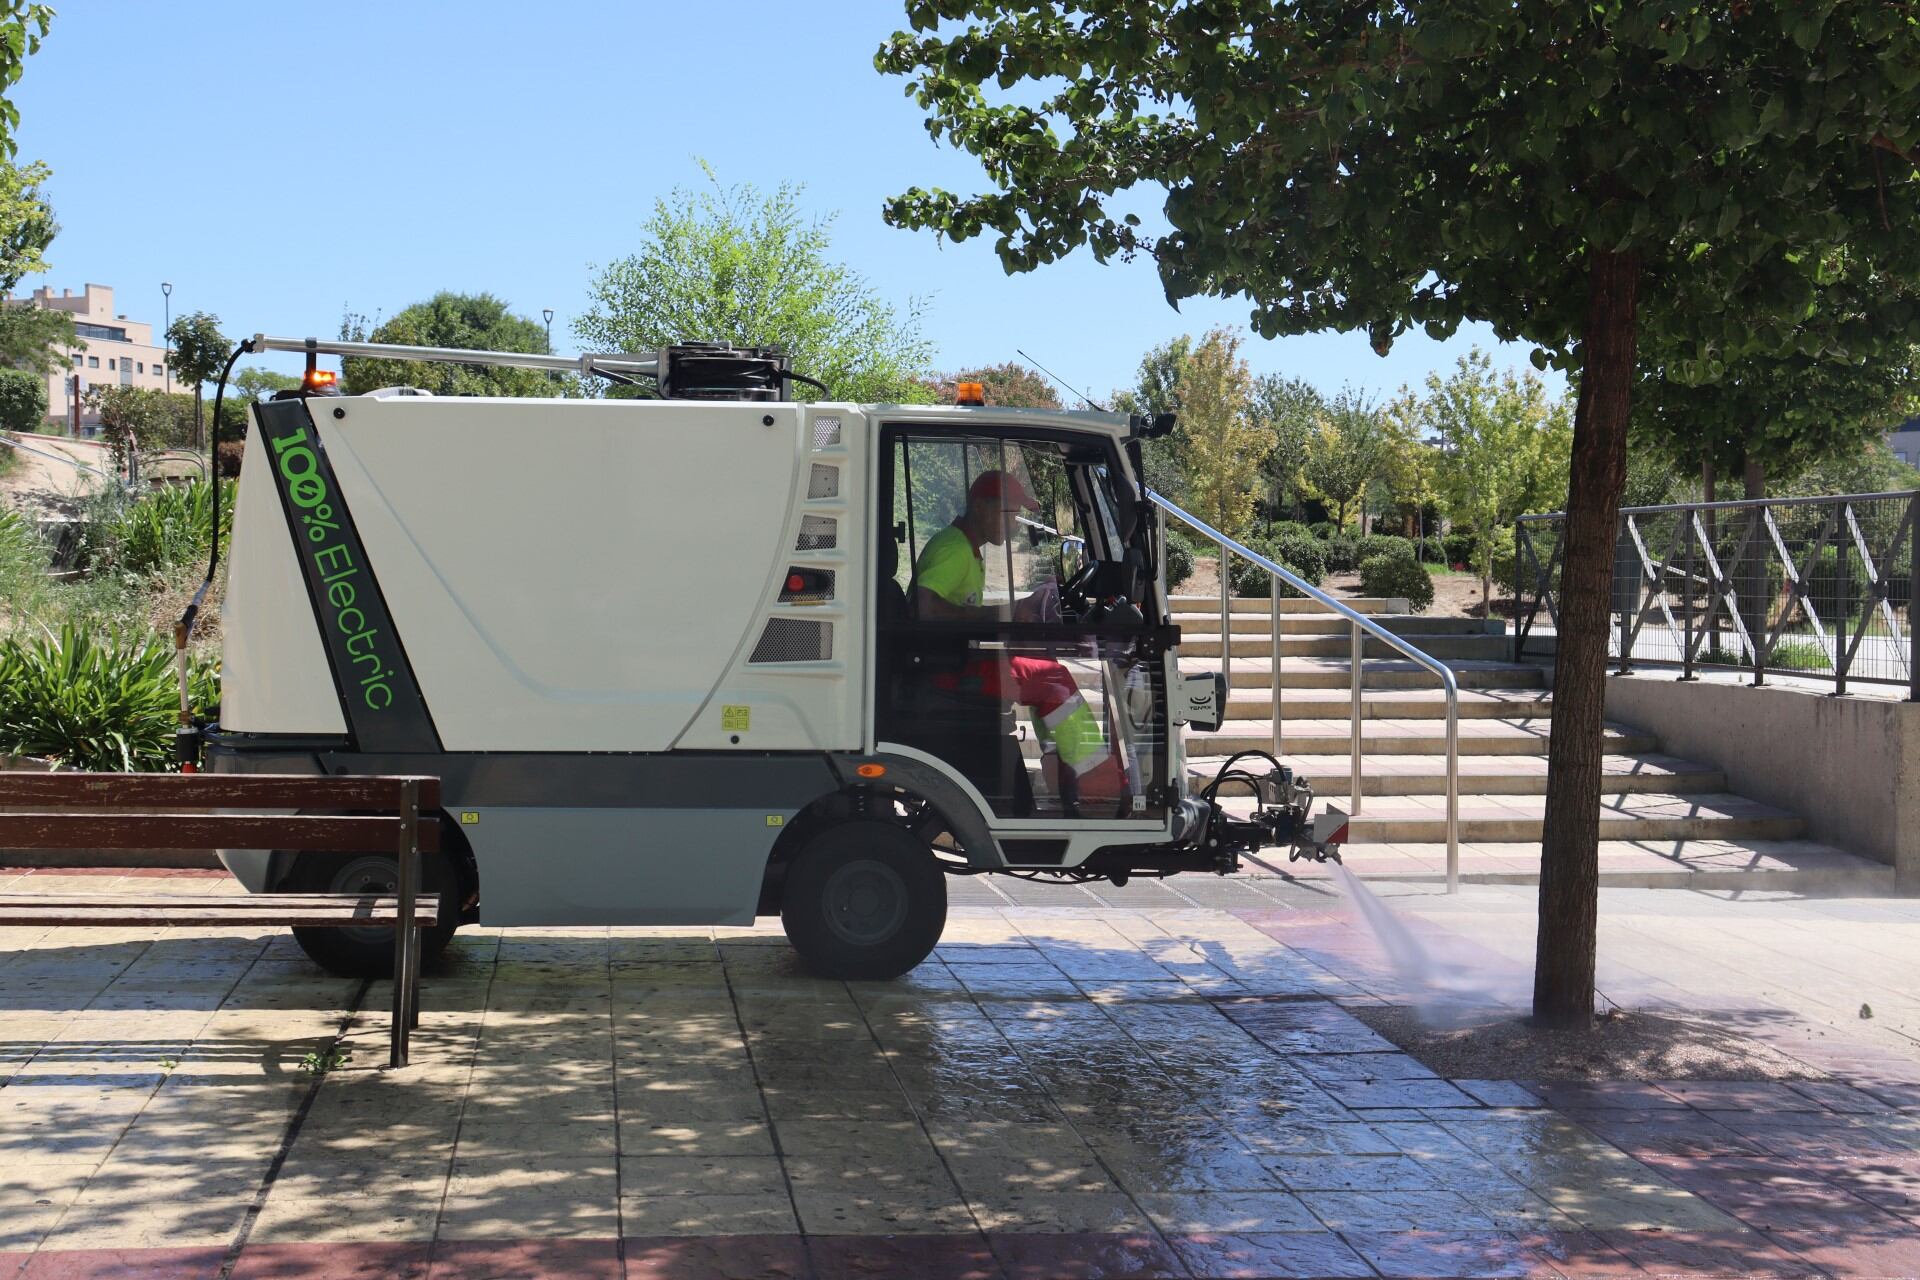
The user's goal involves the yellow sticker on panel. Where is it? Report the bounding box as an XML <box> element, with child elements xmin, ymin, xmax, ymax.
<box><xmin>721</xmin><ymin>705</ymin><xmax>751</xmax><ymax>732</ymax></box>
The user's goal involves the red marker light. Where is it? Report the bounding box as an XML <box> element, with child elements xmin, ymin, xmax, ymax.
<box><xmin>787</xmin><ymin>573</ymin><xmax>807</xmax><ymax>592</ymax></box>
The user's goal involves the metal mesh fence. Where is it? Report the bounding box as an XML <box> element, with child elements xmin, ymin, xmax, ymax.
<box><xmin>1514</xmin><ymin>492</ymin><xmax>1919</xmax><ymax>694</ymax></box>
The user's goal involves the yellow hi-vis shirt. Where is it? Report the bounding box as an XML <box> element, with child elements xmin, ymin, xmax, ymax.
<box><xmin>915</xmin><ymin>525</ymin><xmax>985</xmax><ymax>608</ymax></box>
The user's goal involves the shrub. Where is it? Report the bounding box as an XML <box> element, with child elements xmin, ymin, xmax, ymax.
<box><xmin>1359</xmin><ymin>552</ymin><xmax>1435</xmax><ymax>612</ymax></box>
<box><xmin>1308</xmin><ymin>521</ymin><xmax>1336</xmax><ymax>540</ymax></box>
<box><xmin>1231</xmin><ymin>531</ymin><xmax>1327</xmax><ymax>597</ymax></box>
<box><xmin>1417</xmin><ymin>536</ymin><xmax>1447</xmax><ymax>564</ymax></box>
<box><xmin>216</xmin><ymin>440</ymin><xmax>245</xmax><ymax>478</ymax></box>
<box><xmin>0</xmin><ymin>369</ymin><xmax>46</xmax><ymax>434</ymax></box>
<box><xmin>1269</xmin><ymin>520</ymin><xmax>1312</xmax><ymax>541</ymax></box>
<box><xmin>1163</xmin><ymin>528</ymin><xmax>1197</xmax><ymax>588</ymax></box>
<box><xmin>1322</xmin><ymin>533</ymin><xmax>1361</xmax><ymax>573</ymax></box>
<box><xmin>1443</xmin><ymin>529</ymin><xmax>1478</xmax><ymax>568</ymax></box>
<box><xmin>1768</xmin><ymin>639</ymin><xmax>1833</xmax><ymax>672</ymax></box>
<box><xmin>85</xmin><ymin>479</ymin><xmax>234</xmax><ymax>576</ymax></box>
<box><xmin>0</xmin><ymin>626</ymin><xmax>220</xmax><ymax>771</ymax></box>
<box><xmin>1357</xmin><ymin>534</ymin><xmax>1415</xmax><ymax>566</ymax></box>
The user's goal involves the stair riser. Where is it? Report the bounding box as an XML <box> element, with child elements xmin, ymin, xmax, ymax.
<box><xmin>1188</xmin><ymin>732</ymin><xmax>1650</xmax><ymax>757</ymax></box>
<box><xmin>1175</xmin><ymin>616</ymin><xmax>1504</xmax><ymax>637</ymax></box>
<box><xmin>1344</xmin><ymin>816</ymin><xmax>1806</xmax><ymax>843</ymax></box>
<box><xmin>1171</xmin><ymin>596</ymin><xmax>1395</xmax><ymax>615</ymax></box>
<box><xmin>1186</xmin><ymin>636</ymin><xmax>1512</xmax><ymax>659</ymax></box>
<box><xmin>1243</xmin><ymin>669</ymin><xmax>1548</xmax><ymax>691</ymax></box>
<box><xmin>1195</xmin><ymin>770</ymin><xmax>1726</xmax><ymax>798</ymax></box>
<box><xmin>1229</xmin><ymin>698</ymin><xmax>1551</xmax><ymax>720</ymax></box>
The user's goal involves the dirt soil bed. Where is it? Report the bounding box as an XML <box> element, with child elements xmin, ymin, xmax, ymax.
<box><xmin>1350</xmin><ymin>1003</ymin><xmax>1829</xmax><ymax>1082</ymax></box>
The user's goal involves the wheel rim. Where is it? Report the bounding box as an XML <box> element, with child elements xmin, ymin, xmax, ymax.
<box><xmin>821</xmin><ymin>858</ymin><xmax>909</xmax><ymax>948</ymax></box>
<box><xmin>324</xmin><ymin>854</ymin><xmax>401</xmax><ymax>947</ymax></box>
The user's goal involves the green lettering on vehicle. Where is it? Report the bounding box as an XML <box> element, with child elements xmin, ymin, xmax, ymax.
<box><xmin>268</xmin><ymin>420</ymin><xmax>394</xmax><ymax>713</ymax></box>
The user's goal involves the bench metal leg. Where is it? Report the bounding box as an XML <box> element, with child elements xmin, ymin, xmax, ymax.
<box><xmin>390</xmin><ymin>781</ymin><xmax>419</xmax><ymax>1069</ymax></box>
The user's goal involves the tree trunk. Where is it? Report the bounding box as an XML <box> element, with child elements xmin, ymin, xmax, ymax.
<box><xmin>1533</xmin><ymin>248</ymin><xmax>1640</xmax><ymax>1029</ymax></box>
<box><xmin>194</xmin><ymin>386</ymin><xmax>204</xmax><ymax>451</ymax></box>
<box><xmin>1743</xmin><ymin>455</ymin><xmax>1764</xmax><ymax>501</ymax></box>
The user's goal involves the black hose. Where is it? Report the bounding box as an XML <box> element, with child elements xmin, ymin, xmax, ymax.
<box><xmin>178</xmin><ymin>339</ymin><xmax>254</xmax><ymax>646</ymax></box>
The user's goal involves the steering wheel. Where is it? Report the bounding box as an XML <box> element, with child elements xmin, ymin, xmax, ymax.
<box><xmin>1059</xmin><ymin>559</ymin><xmax>1102</xmax><ymax>620</ymax></box>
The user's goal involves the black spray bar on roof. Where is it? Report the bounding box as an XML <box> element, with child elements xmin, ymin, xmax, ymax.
<box><xmin>248</xmin><ymin>335</ymin><xmax>827</xmax><ymax>402</ymax></box>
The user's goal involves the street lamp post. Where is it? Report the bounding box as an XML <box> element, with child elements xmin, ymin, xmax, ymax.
<box><xmin>542</xmin><ymin>309</ymin><xmax>554</xmax><ymax>385</ymax></box>
<box><xmin>160</xmin><ymin>282</ymin><xmax>172</xmax><ymax>395</ymax></box>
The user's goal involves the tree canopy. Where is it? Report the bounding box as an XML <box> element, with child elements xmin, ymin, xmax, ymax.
<box><xmin>0</xmin><ymin>3</ymin><xmax>52</xmax><ymax>160</ymax></box>
<box><xmin>575</xmin><ymin>166</ymin><xmax>934</xmax><ymax>403</ymax></box>
<box><xmin>1300</xmin><ymin>391</ymin><xmax>1385</xmax><ymax>532</ymax></box>
<box><xmin>879</xmin><ymin>0</ymin><xmax>1920</xmax><ymax>1026</ymax></box>
<box><xmin>1252</xmin><ymin>373</ymin><xmax>1320</xmax><ymax>526</ymax></box>
<box><xmin>0</xmin><ymin>158</ymin><xmax>70</xmax><ymax>372</ymax></box>
<box><xmin>927</xmin><ymin>360</ymin><xmax>1061</xmax><ymax>409</ymax></box>
<box><xmin>1177</xmin><ymin>328</ymin><xmax>1268</xmax><ymax>537</ymax></box>
<box><xmin>1425</xmin><ymin>351</ymin><xmax>1573</xmax><ymax>604</ymax></box>
<box><xmin>340</xmin><ymin>293</ymin><xmax>562</xmax><ymax>399</ymax></box>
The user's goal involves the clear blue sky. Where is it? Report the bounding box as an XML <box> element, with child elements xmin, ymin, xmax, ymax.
<box><xmin>15</xmin><ymin>1</ymin><xmax>1560</xmax><ymax>400</ymax></box>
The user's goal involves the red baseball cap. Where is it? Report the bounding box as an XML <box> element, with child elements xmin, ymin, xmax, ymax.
<box><xmin>968</xmin><ymin>469</ymin><xmax>1039</xmax><ymax>512</ymax></box>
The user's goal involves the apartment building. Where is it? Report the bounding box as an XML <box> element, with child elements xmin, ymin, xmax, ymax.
<box><xmin>5</xmin><ymin>283</ymin><xmax>172</xmax><ymax>430</ymax></box>
<box><xmin>1887</xmin><ymin>416</ymin><xmax>1920</xmax><ymax>469</ymax></box>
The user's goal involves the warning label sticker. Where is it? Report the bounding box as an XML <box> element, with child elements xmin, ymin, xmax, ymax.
<box><xmin>721</xmin><ymin>705</ymin><xmax>751</xmax><ymax>732</ymax></box>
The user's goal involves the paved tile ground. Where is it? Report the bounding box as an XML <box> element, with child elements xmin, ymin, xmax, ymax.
<box><xmin>0</xmin><ymin>866</ymin><xmax>1917</xmax><ymax>1278</ymax></box>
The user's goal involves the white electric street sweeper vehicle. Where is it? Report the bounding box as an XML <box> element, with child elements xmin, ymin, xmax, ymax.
<box><xmin>187</xmin><ymin>337</ymin><xmax>1345</xmax><ymax>979</ymax></box>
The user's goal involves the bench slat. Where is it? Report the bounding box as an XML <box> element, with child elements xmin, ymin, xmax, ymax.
<box><xmin>0</xmin><ymin>814</ymin><xmax>441</xmax><ymax>854</ymax></box>
<box><xmin>0</xmin><ymin>773</ymin><xmax>441</xmax><ymax>809</ymax></box>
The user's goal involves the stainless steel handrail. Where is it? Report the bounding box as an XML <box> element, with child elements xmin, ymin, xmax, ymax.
<box><xmin>1152</xmin><ymin>491</ymin><xmax>1461</xmax><ymax>891</ymax></box>
<box><xmin>0</xmin><ymin>432</ymin><xmax>117</xmax><ymax>484</ymax></box>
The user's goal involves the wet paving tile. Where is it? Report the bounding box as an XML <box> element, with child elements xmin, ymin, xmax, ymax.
<box><xmin>1167</xmin><ymin>1230</ymin><xmax>1376</xmax><ymax>1279</ymax></box>
<box><xmin>988</xmin><ymin>1231</ymin><xmax>1186</xmax><ymax>1279</ymax></box>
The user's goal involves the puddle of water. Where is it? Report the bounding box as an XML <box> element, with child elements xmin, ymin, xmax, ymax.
<box><xmin>1327</xmin><ymin>862</ymin><xmax>1529</xmax><ymax>1026</ymax></box>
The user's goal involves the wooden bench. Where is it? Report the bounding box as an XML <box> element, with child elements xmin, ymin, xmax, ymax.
<box><xmin>0</xmin><ymin>772</ymin><xmax>441</xmax><ymax>1067</ymax></box>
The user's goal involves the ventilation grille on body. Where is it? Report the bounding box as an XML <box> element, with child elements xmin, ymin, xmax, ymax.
<box><xmin>811</xmin><ymin>416</ymin><xmax>842</xmax><ymax>449</ymax></box>
<box><xmin>796</xmin><ymin>516</ymin><xmax>837</xmax><ymax>551</ymax></box>
<box><xmin>749</xmin><ymin>618</ymin><xmax>833</xmax><ymax>663</ymax></box>
<box><xmin>807</xmin><ymin>464</ymin><xmax>839</xmax><ymax>499</ymax></box>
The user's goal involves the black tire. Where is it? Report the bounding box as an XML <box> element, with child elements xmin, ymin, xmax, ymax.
<box><xmin>286</xmin><ymin>847</ymin><xmax>461</xmax><ymax>979</ymax></box>
<box><xmin>780</xmin><ymin>820</ymin><xmax>946</xmax><ymax>980</ymax></box>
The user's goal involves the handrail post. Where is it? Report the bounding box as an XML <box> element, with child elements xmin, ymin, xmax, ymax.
<box><xmin>1217</xmin><ymin>537</ymin><xmax>1232</xmax><ymax>694</ymax></box>
<box><xmin>1681</xmin><ymin>517</ymin><xmax>1696</xmax><ymax>680</ymax></box>
<box><xmin>1269</xmin><ymin>576</ymin><xmax>1283</xmax><ymax>760</ymax></box>
<box><xmin>1835</xmin><ymin>529</ymin><xmax>1849</xmax><ymax>697</ymax></box>
<box><xmin>1349</xmin><ymin>619</ymin><xmax>1364</xmax><ymax>816</ymax></box>
<box><xmin>390</xmin><ymin>779</ymin><xmax>419</xmax><ymax>1069</ymax></box>
<box><xmin>1910</xmin><ymin>493</ymin><xmax>1919</xmax><ymax>702</ymax></box>
<box><xmin>1444</xmin><ymin>680</ymin><xmax>1459</xmax><ymax>893</ymax></box>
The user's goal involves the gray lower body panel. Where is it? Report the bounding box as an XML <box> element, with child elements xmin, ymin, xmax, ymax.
<box><xmin>462</xmin><ymin>806</ymin><xmax>790</xmax><ymax>926</ymax></box>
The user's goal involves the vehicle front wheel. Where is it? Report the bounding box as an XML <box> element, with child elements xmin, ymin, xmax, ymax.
<box><xmin>780</xmin><ymin>820</ymin><xmax>946</xmax><ymax>980</ymax></box>
<box><xmin>287</xmin><ymin>849</ymin><xmax>461</xmax><ymax>978</ymax></box>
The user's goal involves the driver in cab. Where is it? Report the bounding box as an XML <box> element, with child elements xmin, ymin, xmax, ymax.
<box><xmin>914</xmin><ymin>470</ymin><xmax>1126</xmax><ymax>808</ymax></box>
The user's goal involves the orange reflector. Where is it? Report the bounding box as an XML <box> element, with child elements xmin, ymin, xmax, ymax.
<box><xmin>855</xmin><ymin>763</ymin><xmax>887</xmax><ymax>779</ymax></box>
<box><xmin>955</xmin><ymin>380</ymin><xmax>985</xmax><ymax>406</ymax></box>
<box><xmin>305</xmin><ymin>368</ymin><xmax>338</xmax><ymax>388</ymax></box>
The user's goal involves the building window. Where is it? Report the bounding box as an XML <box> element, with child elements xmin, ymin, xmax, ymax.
<box><xmin>73</xmin><ymin>321</ymin><xmax>129</xmax><ymax>342</ymax></box>
<box><xmin>87</xmin><ymin>356</ymin><xmax>99</xmax><ymax>368</ymax></box>
<box><xmin>107</xmin><ymin>358</ymin><xmax>115</xmax><ymax>371</ymax></box>
<box><xmin>136</xmin><ymin>362</ymin><xmax>144</xmax><ymax>373</ymax></box>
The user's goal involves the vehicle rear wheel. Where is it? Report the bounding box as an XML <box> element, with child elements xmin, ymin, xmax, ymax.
<box><xmin>780</xmin><ymin>820</ymin><xmax>946</xmax><ymax>980</ymax></box>
<box><xmin>287</xmin><ymin>849</ymin><xmax>460</xmax><ymax>978</ymax></box>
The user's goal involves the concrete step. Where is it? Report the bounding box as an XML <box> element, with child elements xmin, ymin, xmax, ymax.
<box><xmin>1322</xmin><ymin>792</ymin><xmax>1806</xmax><ymax>844</ymax></box>
<box><xmin>1180</xmin><ymin>656</ymin><xmax>1548</xmax><ymax>692</ymax></box>
<box><xmin>1172</xmin><ymin>613</ymin><xmax>1506</xmax><ymax>638</ymax></box>
<box><xmin>1225</xmin><ymin>688</ymin><xmax>1553</xmax><ymax>720</ymax></box>
<box><xmin>1170</xmin><ymin>595</ymin><xmax>1397</xmax><ymax>615</ymax></box>
<box><xmin>1187</xmin><ymin>751</ymin><xmax>1725</xmax><ymax>798</ymax></box>
<box><xmin>1183</xmin><ymin>634</ymin><xmax>1514</xmax><ymax>660</ymax></box>
<box><xmin>1253</xmin><ymin>837</ymin><xmax>1893</xmax><ymax>891</ymax></box>
<box><xmin>1184</xmin><ymin>718</ymin><xmax>1650</xmax><ymax>757</ymax></box>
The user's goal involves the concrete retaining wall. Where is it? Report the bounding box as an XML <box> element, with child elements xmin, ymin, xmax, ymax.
<box><xmin>1601</xmin><ymin>672</ymin><xmax>1920</xmax><ymax>891</ymax></box>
